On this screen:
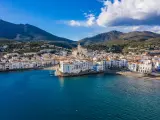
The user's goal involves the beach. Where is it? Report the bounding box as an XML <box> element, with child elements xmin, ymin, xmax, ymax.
<box><xmin>117</xmin><ymin>71</ymin><xmax>160</xmax><ymax>81</ymax></box>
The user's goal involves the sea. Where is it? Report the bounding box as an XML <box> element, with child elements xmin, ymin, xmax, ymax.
<box><xmin>0</xmin><ymin>70</ymin><xmax>160</xmax><ymax>120</ymax></box>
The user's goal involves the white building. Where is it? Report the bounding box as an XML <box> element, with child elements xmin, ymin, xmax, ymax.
<box><xmin>138</xmin><ymin>63</ymin><xmax>152</xmax><ymax>74</ymax></box>
<box><xmin>128</xmin><ymin>62</ymin><xmax>138</xmax><ymax>72</ymax></box>
<box><xmin>24</xmin><ymin>52</ymin><xmax>37</xmax><ymax>56</ymax></box>
<box><xmin>154</xmin><ymin>61</ymin><xmax>160</xmax><ymax>71</ymax></box>
<box><xmin>104</xmin><ymin>59</ymin><xmax>128</xmax><ymax>69</ymax></box>
<box><xmin>5</xmin><ymin>63</ymin><xmax>13</xmax><ymax>70</ymax></box>
<box><xmin>59</xmin><ymin>60</ymin><xmax>93</xmax><ymax>74</ymax></box>
<box><xmin>0</xmin><ymin>63</ymin><xmax>5</xmax><ymax>70</ymax></box>
<box><xmin>128</xmin><ymin>60</ymin><xmax>152</xmax><ymax>74</ymax></box>
<box><xmin>119</xmin><ymin>59</ymin><xmax>128</xmax><ymax>68</ymax></box>
<box><xmin>4</xmin><ymin>53</ymin><xmax>19</xmax><ymax>59</ymax></box>
<box><xmin>61</xmin><ymin>51</ymin><xmax>68</xmax><ymax>56</ymax></box>
<box><xmin>93</xmin><ymin>62</ymin><xmax>104</xmax><ymax>72</ymax></box>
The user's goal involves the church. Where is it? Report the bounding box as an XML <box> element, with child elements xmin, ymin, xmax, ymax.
<box><xmin>72</xmin><ymin>43</ymin><xmax>93</xmax><ymax>58</ymax></box>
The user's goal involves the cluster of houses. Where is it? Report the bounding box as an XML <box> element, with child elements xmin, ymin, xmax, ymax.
<box><xmin>128</xmin><ymin>57</ymin><xmax>160</xmax><ymax>74</ymax></box>
<box><xmin>0</xmin><ymin>53</ymin><xmax>58</xmax><ymax>71</ymax></box>
<box><xmin>58</xmin><ymin>59</ymin><xmax>128</xmax><ymax>75</ymax></box>
<box><xmin>56</xmin><ymin>44</ymin><xmax>160</xmax><ymax>76</ymax></box>
<box><xmin>128</xmin><ymin>60</ymin><xmax>152</xmax><ymax>74</ymax></box>
<box><xmin>57</xmin><ymin>58</ymin><xmax>159</xmax><ymax>75</ymax></box>
<box><xmin>1</xmin><ymin>43</ymin><xmax>160</xmax><ymax>76</ymax></box>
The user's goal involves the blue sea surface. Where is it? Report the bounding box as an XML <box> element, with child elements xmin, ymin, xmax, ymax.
<box><xmin>0</xmin><ymin>70</ymin><xmax>160</xmax><ymax>120</ymax></box>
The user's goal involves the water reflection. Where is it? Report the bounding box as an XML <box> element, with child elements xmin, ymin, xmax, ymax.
<box><xmin>59</xmin><ymin>77</ymin><xmax>65</xmax><ymax>89</ymax></box>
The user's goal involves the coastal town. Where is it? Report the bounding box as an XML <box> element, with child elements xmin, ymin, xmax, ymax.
<box><xmin>1</xmin><ymin>1</ymin><xmax>160</xmax><ymax>120</ymax></box>
<box><xmin>55</xmin><ymin>44</ymin><xmax>159</xmax><ymax>78</ymax></box>
<box><xmin>0</xmin><ymin>41</ymin><xmax>68</xmax><ymax>71</ymax></box>
<box><xmin>1</xmin><ymin>43</ymin><xmax>160</xmax><ymax>79</ymax></box>
<box><xmin>0</xmin><ymin>52</ymin><xmax>59</xmax><ymax>71</ymax></box>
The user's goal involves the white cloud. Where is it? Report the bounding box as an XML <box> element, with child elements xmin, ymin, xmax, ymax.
<box><xmin>97</xmin><ymin>0</ymin><xmax>160</xmax><ymax>26</ymax></box>
<box><xmin>86</xmin><ymin>14</ymin><xmax>95</xmax><ymax>26</ymax></box>
<box><xmin>68</xmin><ymin>13</ymin><xmax>96</xmax><ymax>27</ymax></box>
<box><xmin>120</xmin><ymin>25</ymin><xmax>160</xmax><ymax>34</ymax></box>
<box><xmin>64</xmin><ymin>0</ymin><xmax>160</xmax><ymax>38</ymax></box>
<box><xmin>68</xmin><ymin>0</ymin><xmax>160</xmax><ymax>27</ymax></box>
<box><xmin>69</xmin><ymin>20</ymin><xmax>81</xmax><ymax>26</ymax></box>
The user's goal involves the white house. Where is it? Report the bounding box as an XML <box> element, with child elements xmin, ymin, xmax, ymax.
<box><xmin>5</xmin><ymin>63</ymin><xmax>13</xmax><ymax>70</ymax></box>
<box><xmin>93</xmin><ymin>62</ymin><xmax>104</xmax><ymax>72</ymax></box>
<box><xmin>128</xmin><ymin>62</ymin><xmax>138</xmax><ymax>72</ymax></box>
<box><xmin>119</xmin><ymin>59</ymin><xmax>128</xmax><ymax>68</ymax></box>
<box><xmin>138</xmin><ymin>63</ymin><xmax>152</xmax><ymax>74</ymax></box>
<box><xmin>0</xmin><ymin>63</ymin><xmax>5</xmax><ymax>70</ymax></box>
<box><xmin>153</xmin><ymin>61</ymin><xmax>160</xmax><ymax>71</ymax></box>
<box><xmin>106</xmin><ymin>59</ymin><xmax>128</xmax><ymax>68</ymax></box>
<box><xmin>11</xmin><ymin>62</ymin><xmax>22</xmax><ymax>69</ymax></box>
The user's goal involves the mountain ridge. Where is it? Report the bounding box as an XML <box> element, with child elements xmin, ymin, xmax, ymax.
<box><xmin>1</xmin><ymin>19</ymin><xmax>160</xmax><ymax>48</ymax></box>
<box><xmin>79</xmin><ymin>30</ymin><xmax>160</xmax><ymax>45</ymax></box>
<box><xmin>0</xmin><ymin>19</ymin><xmax>74</xmax><ymax>43</ymax></box>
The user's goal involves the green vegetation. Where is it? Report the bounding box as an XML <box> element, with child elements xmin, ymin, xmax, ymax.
<box><xmin>0</xmin><ymin>39</ymin><xmax>72</xmax><ymax>54</ymax></box>
<box><xmin>86</xmin><ymin>38</ymin><xmax>160</xmax><ymax>54</ymax></box>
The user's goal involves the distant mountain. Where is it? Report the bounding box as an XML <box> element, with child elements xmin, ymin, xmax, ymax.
<box><xmin>79</xmin><ymin>30</ymin><xmax>160</xmax><ymax>45</ymax></box>
<box><xmin>79</xmin><ymin>31</ymin><xmax>123</xmax><ymax>45</ymax></box>
<box><xmin>119</xmin><ymin>31</ymin><xmax>160</xmax><ymax>41</ymax></box>
<box><xmin>0</xmin><ymin>19</ymin><xmax>75</xmax><ymax>45</ymax></box>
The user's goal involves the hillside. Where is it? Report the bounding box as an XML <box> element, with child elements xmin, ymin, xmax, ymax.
<box><xmin>79</xmin><ymin>30</ymin><xmax>160</xmax><ymax>45</ymax></box>
<box><xmin>0</xmin><ymin>20</ymin><xmax>76</xmax><ymax>48</ymax></box>
<box><xmin>86</xmin><ymin>36</ymin><xmax>160</xmax><ymax>54</ymax></box>
<box><xmin>79</xmin><ymin>31</ymin><xmax>123</xmax><ymax>45</ymax></box>
<box><xmin>119</xmin><ymin>31</ymin><xmax>160</xmax><ymax>41</ymax></box>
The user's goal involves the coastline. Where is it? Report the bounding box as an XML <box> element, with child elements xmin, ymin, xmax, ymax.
<box><xmin>55</xmin><ymin>69</ymin><xmax>104</xmax><ymax>77</ymax></box>
<box><xmin>0</xmin><ymin>67</ymin><xmax>43</xmax><ymax>73</ymax></box>
<box><xmin>117</xmin><ymin>71</ymin><xmax>160</xmax><ymax>81</ymax></box>
<box><xmin>0</xmin><ymin>65</ymin><xmax>56</xmax><ymax>73</ymax></box>
<box><xmin>2</xmin><ymin>66</ymin><xmax>160</xmax><ymax>81</ymax></box>
<box><xmin>45</xmin><ymin>65</ymin><xmax>160</xmax><ymax>81</ymax></box>
<box><xmin>116</xmin><ymin>71</ymin><xmax>144</xmax><ymax>78</ymax></box>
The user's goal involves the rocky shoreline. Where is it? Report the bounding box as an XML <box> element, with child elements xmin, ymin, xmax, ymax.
<box><xmin>55</xmin><ymin>69</ymin><xmax>104</xmax><ymax>77</ymax></box>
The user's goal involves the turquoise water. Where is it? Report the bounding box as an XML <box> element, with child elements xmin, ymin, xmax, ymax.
<box><xmin>0</xmin><ymin>70</ymin><xmax>160</xmax><ymax>120</ymax></box>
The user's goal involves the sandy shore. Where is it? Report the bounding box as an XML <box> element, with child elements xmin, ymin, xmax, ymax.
<box><xmin>117</xmin><ymin>71</ymin><xmax>144</xmax><ymax>77</ymax></box>
<box><xmin>117</xmin><ymin>71</ymin><xmax>160</xmax><ymax>81</ymax></box>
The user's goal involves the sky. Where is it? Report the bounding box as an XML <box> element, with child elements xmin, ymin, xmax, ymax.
<box><xmin>0</xmin><ymin>0</ymin><xmax>160</xmax><ymax>41</ymax></box>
